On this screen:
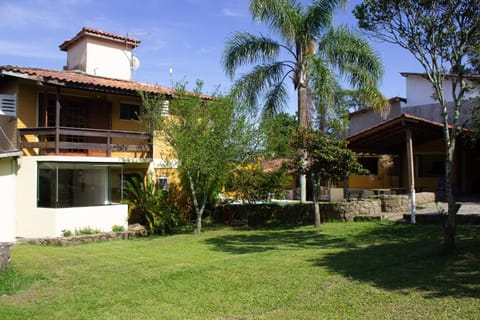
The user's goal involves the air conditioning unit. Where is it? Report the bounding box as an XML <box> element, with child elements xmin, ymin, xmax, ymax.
<box><xmin>0</xmin><ymin>94</ymin><xmax>16</xmax><ymax>117</ymax></box>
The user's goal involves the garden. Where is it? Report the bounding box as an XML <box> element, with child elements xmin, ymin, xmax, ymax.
<box><xmin>1</xmin><ymin>221</ymin><xmax>479</xmax><ymax>319</ymax></box>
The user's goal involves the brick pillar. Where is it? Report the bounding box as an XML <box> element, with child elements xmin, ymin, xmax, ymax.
<box><xmin>0</xmin><ymin>242</ymin><xmax>13</xmax><ymax>270</ymax></box>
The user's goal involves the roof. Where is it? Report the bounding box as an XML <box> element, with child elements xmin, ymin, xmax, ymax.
<box><xmin>0</xmin><ymin>150</ymin><xmax>23</xmax><ymax>159</ymax></box>
<box><xmin>59</xmin><ymin>27</ymin><xmax>140</xmax><ymax>51</ymax></box>
<box><xmin>0</xmin><ymin>65</ymin><xmax>174</xmax><ymax>96</ymax></box>
<box><xmin>348</xmin><ymin>96</ymin><xmax>406</xmax><ymax>119</ymax></box>
<box><xmin>347</xmin><ymin>113</ymin><xmax>466</xmax><ymax>154</ymax></box>
<box><xmin>400</xmin><ymin>72</ymin><xmax>480</xmax><ymax>80</ymax></box>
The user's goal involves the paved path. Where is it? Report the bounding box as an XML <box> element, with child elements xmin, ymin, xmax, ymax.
<box><xmin>387</xmin><ymin>200</ymin><xmax>480</xmax><ymax>222</ymax></box>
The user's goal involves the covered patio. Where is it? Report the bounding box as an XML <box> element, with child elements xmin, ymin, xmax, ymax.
<box><xmin>347</xmin><ymin>113</ymin><xmax>476</xmax><ymax>222</ymax></box>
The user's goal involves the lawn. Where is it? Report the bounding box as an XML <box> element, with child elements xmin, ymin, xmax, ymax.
<box><xmin>1</xmin><ymin>221</ymin><xmax>479</xmax><ymax>319</ymax></box>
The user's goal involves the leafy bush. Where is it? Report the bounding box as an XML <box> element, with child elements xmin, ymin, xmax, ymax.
<box><xmin>74</xmin><ymin>226</ymin><xmax>101</xmax><ymax>235</ymax></box>
<box><xmin>61</xmin><ymin>229</ymin><xmax>72</xmax><ymax>237</ymax></box>
<box><xmin>214</xmin><ymin>203</ymin><xmax>313</xmax><ymax>226</ymax></box>
<box><xmin>111</xmin><ymin>225</ymin><xmax>125</xmax><ymax>232</ymax></box>
<box><xmin>123</xmin><ymin>177</ymin><xmax>179</xmax><ymax>234</ymax></box>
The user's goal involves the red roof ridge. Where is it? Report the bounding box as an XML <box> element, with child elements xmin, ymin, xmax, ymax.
<box><xmin>59</xmin><ymin>27</ymin><xmax>141</xmax><ymax>51</ymax></box>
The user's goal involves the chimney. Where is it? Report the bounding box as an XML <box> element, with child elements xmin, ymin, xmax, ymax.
<box><xmin>59</xmin><ymin>27</ymin><xmax>141</xmax><ymax>81</ymax></box>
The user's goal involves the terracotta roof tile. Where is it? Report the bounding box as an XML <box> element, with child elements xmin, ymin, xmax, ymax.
<box><xmin>59</xmin><ymin>27</ymin><xmax>140</xmax><ymax>51</ymax></box>
<box><xmin>0</xmin><ymin>65</ymin><xmax>174</xmax><ymax>96</ymax></box>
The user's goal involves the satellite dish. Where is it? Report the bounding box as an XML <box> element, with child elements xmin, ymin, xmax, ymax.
<box><xmin>131</xmin><ymin>55</ymin><xmax>140</xmax><ymax>71</ymax></box>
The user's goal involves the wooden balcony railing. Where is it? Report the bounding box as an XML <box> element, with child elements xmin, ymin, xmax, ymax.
<box><xmin>18</xmin><ymin>127</ymin><xmax>151</xmax><ymax>157</ymax></box>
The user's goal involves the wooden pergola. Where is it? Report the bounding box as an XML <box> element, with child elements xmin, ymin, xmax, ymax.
<box><xmin>347</xmin><ymin>113</ymin><xmax>449</xmax><ymax>223</ymax></box>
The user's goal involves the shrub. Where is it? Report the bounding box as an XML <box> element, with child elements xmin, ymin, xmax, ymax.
<box><xmin>111</xmin><ymin>225</ymin><xmax>125</xmax><ymax>232</ymax></box>
<box><xmin>123</xmin><ymin>177</ymin><xmax>179</xmax><ymax>235</ymax></box>
<box><xmin>61</xmin><ymin>229</ymin><xmax>72</xmax><ymax>237</ymax></box>
<box><xmin>214</xmin><ymin>203</ymin><xmax>313</xmax><ymax>226</ymax></box>
<box><xmin>74</xmin><ymin>226</ymin><xmax>101</xmax><ymax>236</ymax></box>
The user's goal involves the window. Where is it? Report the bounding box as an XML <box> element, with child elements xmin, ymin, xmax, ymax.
<box><xmin>417</xmin><ymin>155</ymin><xmax>445</xmax><ymax>177</ymax></box>
<box><xmin>37</xmin><ymin>162</ymin><xmax>123</xmax><ymax>208</ymax></box>
<box><xmin>120</xmin><ymin>103</ymin><xmax>140</xmax><ymax>120</ymax></box>
<box><xmin>157</xmin><ymin>176</ymin><xmax>168</xmax><ymax>191</ymax></box>
<box><xmin>358</xmin><ymin>157</ymin><xmax>378</xmax><ymax>175</ymax></box>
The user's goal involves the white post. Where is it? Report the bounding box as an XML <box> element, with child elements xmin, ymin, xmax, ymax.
<box><xmin>0</xmin><ymin>157</ymin><xmax>16</xmax><ymax>269</ymax></box>
<box><xmin>405</xmin><ymin>128</ymin><xmax>416</xmax><ymax>224</ymax></box>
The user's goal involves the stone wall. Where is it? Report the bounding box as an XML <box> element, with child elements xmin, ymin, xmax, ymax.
<box><xmin>16</xmin><ymin>228</ymin><xmax>148</xmax><ymax>246</ymax></box>
<box><xmin>321</xmin><ymin>199</ymin><xmax>382</xmax><ymax>222</ymax></box>
<box><xmin>0</xmin><ymin>242</ymin><xmax>13</xmax><ymax>270</ymax></box>
<box><xmin>415</xmin><ymin>192</ymin><xmax>436</xmax><ymax>205</ymax></box>
<box><xmin>378</xmin><ymin>195</ymin><xmax>410</xmax><ymax>212</ymax></box>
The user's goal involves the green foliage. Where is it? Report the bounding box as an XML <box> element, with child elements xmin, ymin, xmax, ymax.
<box><xmin>260</xmin><ymin>112</ymin><xmax>297</xmax><ymax>158</ymax></box>
<box><xmin>354</xmin><ymin>0</ymin><xmax>480</xmax><ymax>251</ymax></box>
<box><xmin>111</xmin><ymin>225</ymin><xmax>125</xmax><ymax>233</ymax></box>
<box><xmin>225</xmin><ymin>164</ymin><xmax>292</xmax><ymax>204</ymax></box>
<box><xmin>291</xmin><ymin>128</ymin><xmax>367</xmax><ymax>181</ymax></box>
<box><xmin>123</xmin><ymin>177</ymin><xmax>178</xmax><ymax>235</ymax></box>
<box><xmin>61</xmin><ymin>229</ymin><xmax>72</xmax><ymax>237</ymax></box>
<box><xmin>223</xmin><ymin>0</ymin><xmax>387</xmax><ymax>118</ymax></box>
<box><xmin>146</xmin><ymin>81</ymin><xmax>259</xmax><ymax>234</ymax></box>
<box><xmin>74</xmin><ymin>226</ymin><xmax>102</xmax><ymax>236</ymax></box>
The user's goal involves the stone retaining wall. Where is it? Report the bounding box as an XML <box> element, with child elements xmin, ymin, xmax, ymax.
<box><xmin>0</xmin><ymin>242</ymin><xmax>13</xmax><ymax>270</ymax></box>
<box><xmin>17</xmin><ymin>229</ymin><xmax>148</xmax><ymax>246</ymax></box>
<box><xmin>321</xmin><ymin>200</ymin><xmax>382</xmax><ymax>222</ymax></box>
<box><xmin>415</xmin><ymin>192</ymin><xmax>436</xmax><ymax>205</ymax></box>
<box><xmin>376</xmin><ymin>192</ymin><xmax>436</xmax><ymax>213</ymax></box>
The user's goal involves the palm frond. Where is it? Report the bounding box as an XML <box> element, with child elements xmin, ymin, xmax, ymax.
<box><xmin>231</xmin><ymin>62</ymin><xmax>290</xmax><ymax>112</ymax></box>
<box><xmin>301</xmin><ymin>0</ymin><xmax>346</xmax><ymax>42</ymax></box>
<box><xmin>263</xmin><ymin>82</ymin><xmax>289</xmax><ymax>116</ymax></box>
<box><xmin>249</xmin><ymin>0</ymin><xmax>301</xmax><ymax>44</ymax></box>
<box><xmin>223</xmin><ymin>32</ymin><xmax>282</xmax><ymax>78</ymax></box>
<box><xmin>319</xmin><ymin>26</ymin><xmax>384</xmax><ymax>83</ymax></box>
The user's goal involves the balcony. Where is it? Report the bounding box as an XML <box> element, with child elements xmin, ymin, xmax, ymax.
<box><xmin>19</xmin><ymin>127</ymin><xmax>151</xmax><ymax>157</ymax></box>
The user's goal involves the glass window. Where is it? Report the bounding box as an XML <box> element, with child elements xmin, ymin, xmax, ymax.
<box><xmin>119</xmin><ymin>103</ymin><xmax>140</xmax><ymax>120</ymax></box>
<box><xmin>358</xmin><ymin>157</ymin><xmax>378</xmax><ymax>175</ymax></box>
<box><xmin>157</xmin><ymin>176</ymin><xmax>168</xmax><ymax>191</ymax></box>
<box><xmin>417</xmin><ymin>155</ymin><xmax>445</xmax><ymax>177</ymax></box>
<box><xmin>37</xmin><ymin>162</ymin><xmax>124</xmax><ymax>208</ymax></box>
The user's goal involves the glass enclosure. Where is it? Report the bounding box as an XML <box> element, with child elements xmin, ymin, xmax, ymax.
<box><xmin>37</xmin><ymin>162</ymin><xmax>123</xmax><ymax>208</ymax></box>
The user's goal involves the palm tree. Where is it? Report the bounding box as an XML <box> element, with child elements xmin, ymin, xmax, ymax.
<box><xmin>223</xmin><ymin>0</ymin><xmax>387</xmax><ymax>202</ymax></box>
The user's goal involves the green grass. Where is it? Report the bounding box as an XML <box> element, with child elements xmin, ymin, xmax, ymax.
<box><xmin>1</xmin><ymin>221</ymin><xmax>479</xmax><ymax>319</ymax></box>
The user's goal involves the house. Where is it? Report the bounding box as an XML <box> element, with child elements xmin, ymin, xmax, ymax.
<box><xmin>347</xmin><ymin>72</ymin><xmax>480</xmax><ymax>197</ymax></box>
<box><xmin>0</xmin><ymin>27</ymin><xmax>177</xmax><ymax>239</ymax></box>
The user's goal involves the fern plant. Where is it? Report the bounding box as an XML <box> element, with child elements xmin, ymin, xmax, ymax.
<box><xmin>123</xmin><ymin>177</ymin><xmax>178</xmax><ymax>235</ymax></box>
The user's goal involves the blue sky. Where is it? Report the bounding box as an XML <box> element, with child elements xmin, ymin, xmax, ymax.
<box><xmin>0</xmin><ymin>0</ymin><xmax>423</xmax><ymax>114</ymax></box>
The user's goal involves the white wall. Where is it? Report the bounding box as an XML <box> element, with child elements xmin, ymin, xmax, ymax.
<box><xmin>404</xmin><ymin>74</ymin><xmax>477</xmax><ymax>107</ymax></box>
<box><xmin>86</xmin><ymin>38</ymin><xmax>132</xmax><ymax>80</ymax></box>
<box><xmin>0</xmin><ymin>158</ymin><xmax>16</xmax><ymax>242</ymax></box>
<box><xmin>16</xmin><ymin>156</ymin><xmax>130</xmax><ymax>238</ymax></box>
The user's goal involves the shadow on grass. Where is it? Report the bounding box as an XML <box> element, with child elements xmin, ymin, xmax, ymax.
<box><xmin>313</xmin><ymin>223</ymin><xmax>480</xmax><ymax>298</ymax></box>
<box><xmin>203</xmin><ymin>225</ymin><xmax>348</xmax><ymax>254</ymax></box>
<box><xmin>204</xmin><ymin>221</ymin><xmax>480</xmax><ymax>298</ymax></box>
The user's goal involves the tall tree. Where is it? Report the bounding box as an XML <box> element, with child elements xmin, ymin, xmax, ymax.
<box><xmin>354</xmin><ymin>0</ymin><xmax>480</xmax><ymax>252</ymax></box>
<box><xmin>223</xmin><ymin>0</ymin><xmax>386</xmax><ymax>202</ymax></box>
<box><xmin>142</xmin><ymin>82</ymin><xmax>258</xmax><ymax>234</ymax></box>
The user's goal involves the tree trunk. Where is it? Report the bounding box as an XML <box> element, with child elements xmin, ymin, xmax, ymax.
<box><xmin>195</xmin><ymin>214</ymin><xmax>202</xmax><ymax>235</ymax></box>
<box><xmin>298</xmin><ymin>85</ymin><xmax>309</xmax><ymax>203</ymax></box>
<box><xmin>443</xmin><ymin>146</ymin><xmax>456</xmax><ymax>252</ymax></box>
<box><xmin>312</xmin><ymin>174</ymin><xmax>321</xmax><ymax>227</ymax></box>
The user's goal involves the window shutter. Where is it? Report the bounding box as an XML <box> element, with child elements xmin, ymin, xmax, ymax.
<box><xmin>0</xmin><ymin>94</ymin><xmax>16</xmax><ymax>117</ymax></box>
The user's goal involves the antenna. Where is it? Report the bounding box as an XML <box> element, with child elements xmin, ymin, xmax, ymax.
<box><xmin>169</xmin><ymin>68</ymin><xmax>174</xmax><ymax>87</ymax></box>
<box><xmin>125</xmin><ymin>31</ymin><xmax>150</xmax><ymax>72</ymax></box>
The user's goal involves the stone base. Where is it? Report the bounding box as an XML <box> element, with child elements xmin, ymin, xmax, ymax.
<box><xmin>0</xmin><ymin>242</ymin><xmax>13</xmax><ymax>270</ymax></box>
